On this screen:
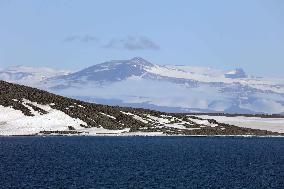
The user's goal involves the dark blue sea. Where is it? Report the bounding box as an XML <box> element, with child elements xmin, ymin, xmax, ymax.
<box><xmin>0</xmin><ymin>137</ymin><xmax>283</xmax><ymax>189</ymax></box>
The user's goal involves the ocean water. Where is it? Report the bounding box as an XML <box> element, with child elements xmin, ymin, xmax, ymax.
<box><xmin>0</xmin><ymin>137</ymin><xmax>283</xmax><ymax>189</ymax></box>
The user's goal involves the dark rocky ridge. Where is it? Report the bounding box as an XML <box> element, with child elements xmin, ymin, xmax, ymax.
<box><xmin>0</xmin><ymin>80</ymin><xmax>283</xmax><ymax>136</ymax></box>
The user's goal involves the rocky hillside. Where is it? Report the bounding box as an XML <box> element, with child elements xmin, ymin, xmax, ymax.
<box><xmin>0</xmin><ymin>80</ymin><xmax>283</xmax><ymax>136</ymax></box>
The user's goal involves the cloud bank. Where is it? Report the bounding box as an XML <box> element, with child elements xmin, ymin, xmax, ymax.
<box><xmin>64</xmin><ymin>35</ymin><xmax>159</xmax><ymax>51</ymax></box>
<box><xmin>104</xmin><ymin>36</ymin><xmax>159</xmax><ymax>51</ymax></box>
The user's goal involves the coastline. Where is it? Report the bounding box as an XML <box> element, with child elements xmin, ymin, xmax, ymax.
<box><xmin>1</xmin><ymin>134</ymin><xmax>284</xmax><ymax>137</ymax></box>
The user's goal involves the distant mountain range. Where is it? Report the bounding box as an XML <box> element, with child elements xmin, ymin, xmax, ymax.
<box><xmin>1</xmin><ymin>57</ymin><xmax>284</xmax><ymax>114</ymax></box>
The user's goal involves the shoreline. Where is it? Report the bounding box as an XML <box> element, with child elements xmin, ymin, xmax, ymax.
<box><xmin>1</xmin><ymin>134</ymin><xmax>284</xmax><ymax>138</ymax></box>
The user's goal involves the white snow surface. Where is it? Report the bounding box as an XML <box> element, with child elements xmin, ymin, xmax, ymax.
<box><xmin>146</xmin><ymin>65</ymin><xmax>284</xmax><ymax>93</ymax></box>
<box><xmin>0</xmin><ymin>100</ymin><xmax>87</xmax><ymax>136</ymax></box>
<box><xmin>194</xmin><ymin>115</ymin><xmax>284</xmax><ymax>133</ymax></box>
<box><xmin>100</xmin><ymin>112</ymin><xmax>116</xmax><ymax>119</ymax></box>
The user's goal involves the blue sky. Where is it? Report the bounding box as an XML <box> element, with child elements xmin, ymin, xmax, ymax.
<box><xmin>0</xmin><ymin>0</ymin><xmax>283</xmax><ymax>76</ymax></box>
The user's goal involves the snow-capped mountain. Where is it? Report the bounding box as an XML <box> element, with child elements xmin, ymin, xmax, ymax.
<box><xmin>2</xmin><ymin>57</ymin><xmax>284</xmax><ymax>114</ymax></box>
<box><xmin>53</xmin><ymin>57</ymin><xmax>154</xmax><ymax>83</ymax></box>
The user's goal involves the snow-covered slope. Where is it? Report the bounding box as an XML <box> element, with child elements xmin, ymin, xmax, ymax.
<box><xmin>0</xmin><ymin>99</ymin><xmax>87</xmax><ymax>136</ymax></box>
<box><xmin>2</xmin><ymin>58</ymin><xmax>284</xmax><ymax>114</ymax></box>
<box><xmin>0</xmin><ymin>80</ymin><xmax>283</xmax><ymax>136</ymax></box>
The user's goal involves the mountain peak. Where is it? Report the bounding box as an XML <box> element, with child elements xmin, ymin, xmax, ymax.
<box><xmin>129</xmin><ymin>57</ymin><xmax>154</xmax><ymax>67</ymax></box>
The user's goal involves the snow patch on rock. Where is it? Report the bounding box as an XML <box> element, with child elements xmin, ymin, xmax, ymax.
<box><xmin>0</xmin><ymin>100</ymin><xmax>87</xmax><ymax>136</ymax></box>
